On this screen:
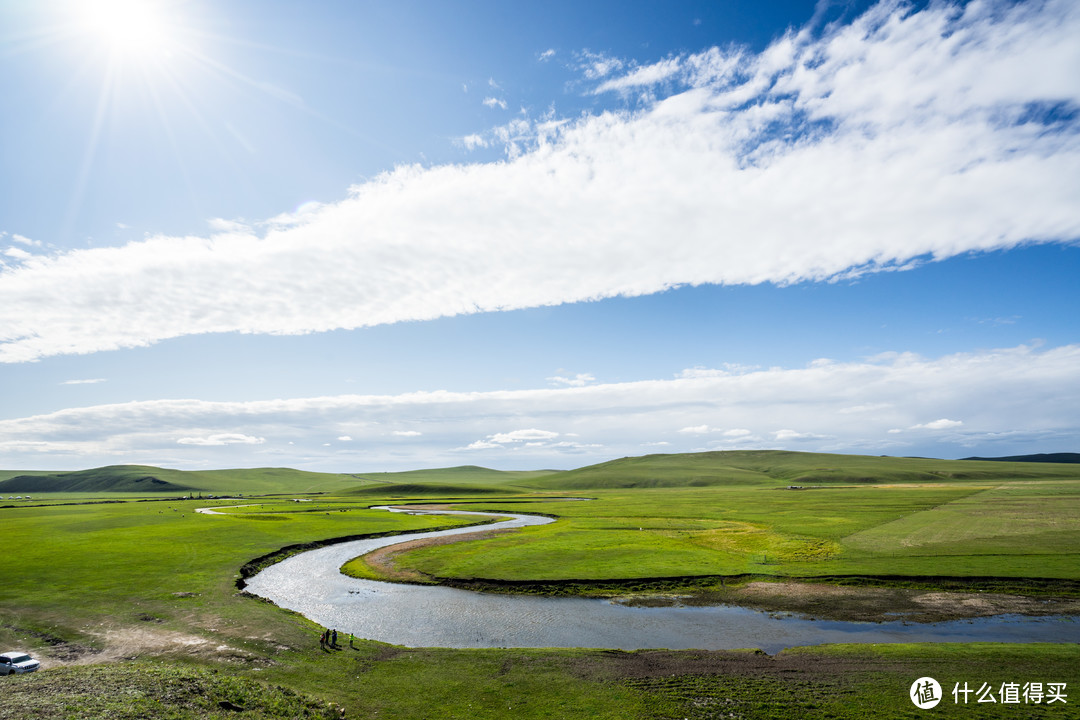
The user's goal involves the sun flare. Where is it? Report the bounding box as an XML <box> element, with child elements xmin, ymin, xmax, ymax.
<box><xmin>74</xmin><ymin>0</ymin><xmax>174</xmax><ymax>61</ymax></box>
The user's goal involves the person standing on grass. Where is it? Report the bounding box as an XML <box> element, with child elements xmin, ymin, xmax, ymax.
<box><xmin>331</xmin><ymin>629</ymin><xmax>338</xmax><ymax>646</ymax></box>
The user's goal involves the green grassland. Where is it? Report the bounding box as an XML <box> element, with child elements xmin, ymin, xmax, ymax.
<box><xmin>369</xmin><ymin>453</ymin><xmax>1080</xmax><ymax>585</ymax></box>
<box><xmin>1</xmin><ymin>451</ymin><xmax>1079</xmax><ymax>719</ymax></box>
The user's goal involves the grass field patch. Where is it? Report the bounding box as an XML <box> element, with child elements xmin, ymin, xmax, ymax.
<box><xmin>843</xmin><ymin>482</ymin><xmax>1080</xmax><ymax>554</ymax></box>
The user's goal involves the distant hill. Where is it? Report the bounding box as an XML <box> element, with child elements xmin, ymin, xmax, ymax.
<box><xmin>350</xmin><ymin>465</ymin><xmax>558</xmax><ymax>490</ymax></box>
<box><xmin>0</xmin><ymin>466</ymin><xmax>191</xmax><ymax>494</ymax></box>
<box><xmin>0</xmin><ymin>463</ymin><xmax>553</xmax><ymax>495</ymax></box>
<box><xmin>0</xmin><ymin>464</ymin><xmax>367</xmax><ymax>495</ymax></box>
<box><xmin>5</xmin><ymin>452</ymin><xmax>1078</xmax><ymax>496</ymax></box>
<box><xmin>521</xmin><ymin>450</ymin><xmax>1080</xmax><ymax>490</ymax></box>
<box><xmin>348</xmin><ymin>482</ymin><xmax>509</xmax><ymax>497</ymax></box>
<box><xmin>962</xmin><ymin>453</ymin><xmax>1080</xmax><ymax>464</ymax></box>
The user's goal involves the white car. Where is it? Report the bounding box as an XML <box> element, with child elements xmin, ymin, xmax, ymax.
<box><xmin>0</xmin><ymin>651</ymin><xmax>40</xmax><ymax>675</ymax></box>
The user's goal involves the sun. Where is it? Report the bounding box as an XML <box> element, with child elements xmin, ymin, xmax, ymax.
<box><xmin>73</xmin><ymin>0</ymin><xmax>176</xmax><ymax>62</ymax></box>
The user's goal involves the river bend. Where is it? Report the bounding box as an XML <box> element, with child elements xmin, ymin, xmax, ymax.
<box><xmin>242</xmin><ymin>506</ymin><xmax>1080</xmax><ymax>653</ymax></box>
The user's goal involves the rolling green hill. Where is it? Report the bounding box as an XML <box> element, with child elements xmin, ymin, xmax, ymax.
<box><xmin>0</xmin><ymin>464</ymin><xmax>369</xmax><ymax>495</ymax></box>
<box><xmin>4</xmin><ymin>451</ymin><xmax>1078</xmax><ymax>497</ymax></box>
<box><xmin>0</xmin><ymin>463</ymin><xmax>556</xmax><ymax>496</ymax></box>
<box><xmin>351</xmin><ymin>465</ymin><xmax>558</xmax><ymax>489</ymax></box>
<box><xmin>0</xmin><ymin>466</ymin><xmax>191</xmax><ymax>494</ymax></box>
<box><xmin>520</xmin><ymin>450</ymin><xmax>1080</xmax><ymax>490</ymax></box>
<box><xmin>348</xmin><ymin>482</ymin><xmax>511</xmax><ymax>497</ymax></box>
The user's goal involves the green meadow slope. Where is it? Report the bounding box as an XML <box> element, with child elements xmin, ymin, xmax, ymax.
<box><xmin>520</xmin><ymin>450</ymin><xmax>1078</xmax><ymax>489</ymax></box>
<box><xmin>0</xmin><ymin>463</ymin><xmax>552</xmax><ymax>496</ymax></box>
<box><xmin>372</xmin><ymin>451</ymin><xmax>1080</xmax><ymax>584</ymax></box>
<box><xmin>349</xmin><ymin>465</ymin><xmax>557</xmax><ymax>492</ymax></box>
<box><xmin>0</xmin><ymin>466</ymin><xmax>192</xmax><ymax>494</ymax></box>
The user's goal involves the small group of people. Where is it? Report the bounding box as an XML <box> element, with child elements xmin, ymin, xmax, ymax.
<box><xmin>319</xmin><ymin>627</ymin><xmax>353</xmax><ymax>649</ymax></box>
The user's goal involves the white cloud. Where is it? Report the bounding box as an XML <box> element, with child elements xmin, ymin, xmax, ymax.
<box><xmin>2</xmin><ymin>2</ymin><xmax>1080</xmax><ymax>363</ymax></box>
<box><xmin>4</xmin><ymin>247</ymin><xmax>32</xmax><ymax>260</ymax></box>
<box><xmin>911</xmin><ymin>418</ymin><xmax>965</xmax><ymax>431</ymax></box>
<box><xmin>678</xmin><ymin>364</ymin><xmax>758</xmax><ymax>379</ymax></box>
<box><xmin>488</xmin><ymin>428</ymin><xmax>559</xmax><ymax>444</ymax></box>
<box><xmin>176</xmin><ymin>433</ymin><xmax>265</xmax><ymax>446</ymax></box>
<box><xmin>206</xmin><ymin>217</ymin><xmax>251</xmax><ymax>233</ymax></box>
<box><xmin>838</xmin><ymin>402</ymin><xmax>893</xmax><ymax>414</ymax></box>
<box><xmin>337</xmin><ymin>435</ymin><xmax>353</xmax><ymax>441</ymax></box>
<box><xmin>392</xmin><ymin>430</ymin><xmax>422</xmax><ymax>437</ymax></box>
<box><xmin>538</xmin><ymin>48</ymin><xmax>555</xmax><ymax>62</ymax></box>
<box><xmin>0</xmin><ymin>344</ymin><xmax>1077</xmax><ymax>469</ymax></box>
<box><xmin>265</xmin><ymin>201</ymin><xmax>324</xmax><ymax>229</ymax></box>
<box><xmin>548</xmin><ymin>373</ymin><xmax>595</xmax><ymax>387</ymax></box>
<box><xmin>458</xmin><ymin>133</ymin><xmax>488</xmax><ymax>150</ymax></box>
<box><xmin>482</xmin><ymin>97</ymin><xmax>508</xmax><ymax>110</ymax></box>
<box><xmin>60</xmin><ymin>378</ymin><xmax>106</xmax><ymax>385</ymax></box>
<box><xmin>577</xmin><ymin>50</ymin><xmax>624</xmax><ymax>79</ymax></box>
<box><xmin>773</xmin><ymin>429</ymin><xmax>830</xmax><ymax>441</ymax></box>
<box><xmin>465</xmin><ymin>428</ymin><xmax>598</xmax><ymax>454</ymax></box>
<box><xmin>595</xmin><ymin>56</ymin><xmax>683</xmax><ymax>94</ymax></box>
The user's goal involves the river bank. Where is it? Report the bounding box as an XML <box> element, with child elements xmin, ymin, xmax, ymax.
<box><xmin>342</xmin><ymin>507</ymin><xmax>1080</xmax><ymax>624</ymax></box>
<box><xmin>243</xmin><ymin>507</ymin><xmax>1080</xmax><ymax>651</ymax></box>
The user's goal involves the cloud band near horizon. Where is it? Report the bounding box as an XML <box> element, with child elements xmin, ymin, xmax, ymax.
<box><xmin>2</xmin><ymin>0</ymin><xmax>1079</xmax><ymax>363</ymax></box>
<box><xmin>1</xmin><ymin>343</ymin><xmax>1076</xmax><ymax>470</ymax></box>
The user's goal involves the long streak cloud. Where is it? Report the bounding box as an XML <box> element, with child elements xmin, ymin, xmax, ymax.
<box><xmin>1</xmin><ymin>344</ymin><xmax>1077</xmax><ymax>469</ymax></box>
<box><xmin>2</xmin><ymin>0</ymin><xmax>1078</xmax><ymax>362</ymax></box>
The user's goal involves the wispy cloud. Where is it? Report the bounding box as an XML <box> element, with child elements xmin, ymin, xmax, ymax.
<box><xmin>176</xmin><ymin>433</ymin><xmax>265</xmax><ymax>446</ymax></box>
<box><xmin>547</xmin><ymin>372</ymin><xmax>595</xmax><ymax>387</ymax></box>
<box><xmin>910</xmin><ymin>418</ymin><xmax>965</xmax><ymax>431</ymax></box>
<box><xmin>457</xmin><ymin>133</ymin><xmax>488</xmax><ymax>151</ymax></box>
<box><xmin>4</xmin><ymin>247</ymin><xmax>34</xmax><ymax>261</ymax></box>
<box><xmin>2</xmin><ymin>1</ymin><xmax>1079</xmax><ymax>362</ymax></box>
<box><xmin>60</xmin><ymin>378</ymin><xmax>106</xmax><ymax>385</ymax></box>
<box><xmin>1</xmin><ymin>344</ymin><xmax>1076</xmax><ymax>469</ymax></box>
<box><xmin>594</xmin><ymin>55</ymin><xmax>683</xmax><ymax>94</ymax></box>
<box><xmin>482</xmin><ymin>96</ymin><xmax>508</xmax><ymax>110</ymax></box>
<box><xmin>575</xmin><ymin>49</ymin><xmax>624</xmax><ymax>79</ymax></box>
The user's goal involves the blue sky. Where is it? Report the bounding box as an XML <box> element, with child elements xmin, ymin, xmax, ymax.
<box><xmin>1</xmin><ymin>0</ymin><xmax>1078</xmax><ymax>471</ymax></box>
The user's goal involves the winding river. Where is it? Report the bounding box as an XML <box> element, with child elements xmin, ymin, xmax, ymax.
<box><xmin>242</xmin><ymin>506</ymin><xmax>1080</xmax><ymax>654</ymax></box>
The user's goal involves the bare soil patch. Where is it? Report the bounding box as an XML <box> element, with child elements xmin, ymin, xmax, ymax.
<box><xmin>32</xmin><ymin>626</ymin><xmax>265</xmax><ymax>669</ymax></box>
<box><xmin>576</xmin><ymin>647</ymin><xmax>897</xmax><ymax>681</ymax></box>
<box><xmin>668</xmin><ymin>580</ymin><xmax>1080</xmax><ymax>622</ymax></box>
